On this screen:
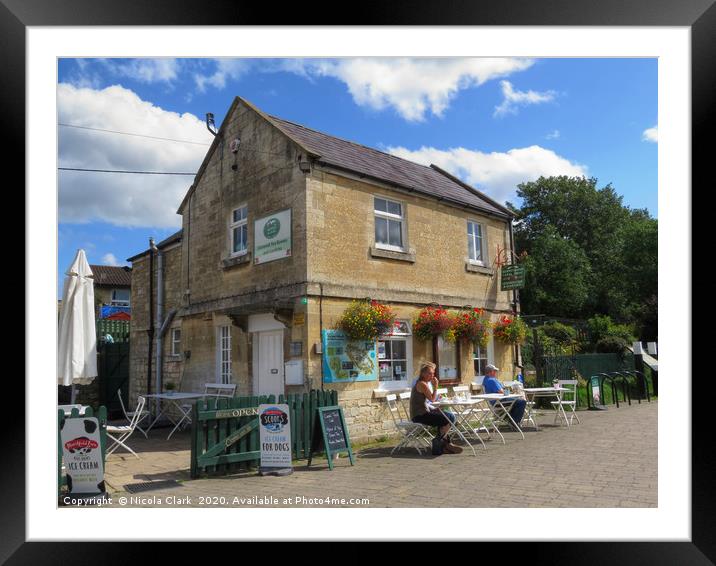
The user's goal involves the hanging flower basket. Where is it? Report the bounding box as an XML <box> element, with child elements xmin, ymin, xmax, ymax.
<box><xmin>453</xmin><ymin>308</ymin><xmax>491</xmax><ymax>348</ymax></box>
<box><xmin>492</xmin><ymin>315</ymin><xmax>528</xmax><ymax>345</ymax></box>
<box><xmin>337</xmin><ymin>300</ymin><xmax>396</xmax><ymax>342</ymax></box>
<box><xmin>413</xmin><ymin>306</ymin><xmax>456</xmax><ymax>342</ymax></box>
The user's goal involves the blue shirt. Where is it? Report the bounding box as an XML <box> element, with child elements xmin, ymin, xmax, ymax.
<box><xmin>483</xmin><ymin>376</ymin><xmax>504</xmax><ymax>394</ymax></box>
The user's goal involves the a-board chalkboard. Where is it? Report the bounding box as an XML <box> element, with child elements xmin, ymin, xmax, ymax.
<box><xmin>307</xmin><ymin>406</ymin><xmax>355</xmax><ymax>470</ymax></box>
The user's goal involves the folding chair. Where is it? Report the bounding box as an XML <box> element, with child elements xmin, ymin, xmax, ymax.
<box><xmin>117</xmin><ymin>388</ymin><xmax>150</xmax><ymax>438</ymax></box>
<box><xmin>552</xmin><ymin>379</ymin><xmax>581</xmax><ymax>425</ymax></box>
<box><xmin>179</xmin><ymin>383</ymin><xmax>237</xmax><ymax>430</ymax></box>
<box><xmin>386</xmin><ymin>394</ymin><xmax>432</xmax><ymax>455</ymax></box>
<box><xmin>107</xmin><ymin>396</ymin><xmax>146</xmax><ymax>458</ymax></box>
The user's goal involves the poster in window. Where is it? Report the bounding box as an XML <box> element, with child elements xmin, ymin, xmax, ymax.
<box><xmin>322</xmin><ymin>329</ymin><xmax>377</xmax><ymax>382</ymax></box>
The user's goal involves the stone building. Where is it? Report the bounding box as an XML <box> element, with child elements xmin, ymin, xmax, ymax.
<box><xmin>91</xmin><ymin>264</ymin><xmax>132</xmax><ymax>317</ymax></box>
<box><xmin>128</xmin><ymin>96</ymin><xmax>519</xmax><ymax>442</ymax></box>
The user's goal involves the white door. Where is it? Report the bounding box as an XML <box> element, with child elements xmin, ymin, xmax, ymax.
<box><xmin>255</xmin><ymin>330</ymin><xmax>284</xmax><ymax>397</ymax></box>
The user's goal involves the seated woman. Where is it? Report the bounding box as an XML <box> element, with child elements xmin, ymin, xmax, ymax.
<box><xmin>409</xmin><ymin>362</ymin><xmax>462</xmax><ymax>454</ymax></box>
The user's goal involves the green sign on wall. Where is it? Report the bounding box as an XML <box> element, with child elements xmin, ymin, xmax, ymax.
<box><xmin>500</xmin><ymin>264</ymin><xmax>526</xmax><ymax>291</ymax></box>
<box><xmin>254</xmin><ymin>209</ymin><xmax>292</xmax><ymax>264</ymax></box>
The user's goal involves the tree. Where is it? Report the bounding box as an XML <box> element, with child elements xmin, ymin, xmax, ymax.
<box><xmin>510</xmin><ymin>175</ymin><xmax>657</xmax><ymax>338</ymax></box>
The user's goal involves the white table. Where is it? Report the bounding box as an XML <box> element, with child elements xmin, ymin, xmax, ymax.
<box><xmin>523</xmin><ymin>387</ymin><xmax>569</xmax><ymax>430</ymax></box>
<box><xmin>430</xmin><ymin>400</ymin><xmax>479</xmax><ymax>456</ymax></box>
<box><xmin>472</xmin><ymin>393</ymin><xmax>526</xmax><ymax>439</ymax></box>
<box><xmin>143</xmin><ymin>392</ymin><xmax>207</xmax><ymax>439</ymax></box>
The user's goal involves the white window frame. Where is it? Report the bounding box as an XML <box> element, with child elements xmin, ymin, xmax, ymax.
<box><xmin>377</xmin><ymin>320</ymin><xmax>413</xmax><ymax>390</ymax></box>
<box><xmin>467</xmin><ymin>219</ymin><xmax>487</xmax><ymax>266</ymax></box>
<box><xmin>216</xmin><ymin>325</ymin><xmax>232</xmax><ymax>384</ymax></box>
<box><xmin>473</xmin><ymin>336</ymin><xmax>495</xmax><ymax>378</ymax></box>
<box><xmin>229</xmin><ymin>204</ymin><xmax>249</xmax><ymax>257</ymax></box>
<box><xmin>374</xmin><ymin>195</ymin><xmax>406</xmax><ymax>252</ymax></box>
<box><xmin>170</xmin><ymin>328</ymin><xmax>181</xmax><ymax>357</ymax></box>
<box><xmin>110</xmin><ymin>288</ymin><xmax>130</xmax><ymax>307</ymax></box>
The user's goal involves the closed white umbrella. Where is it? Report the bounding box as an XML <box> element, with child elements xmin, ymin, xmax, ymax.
<box><xmin>58</xmin><ymin>249</ymin><xmax>97</xmax><ymax>403</ymax></box>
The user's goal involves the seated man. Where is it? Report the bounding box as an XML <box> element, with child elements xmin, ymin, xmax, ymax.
<box><xmin>482</xmin><ymin>364</ymin><xmax>527</xmax><ymax>430</ymax></box>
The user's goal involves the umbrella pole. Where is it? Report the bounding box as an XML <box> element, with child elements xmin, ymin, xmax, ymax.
<box><xmin>70</xmin><ymin>384</ymin><xmax>77</xmax><ymax>404</ymax></box>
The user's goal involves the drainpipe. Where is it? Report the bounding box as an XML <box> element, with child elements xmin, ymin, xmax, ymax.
<box><xmin>147</xmin><ymin>238</ymin><xmax>156</xmax><ymax>398</ymax></box>
<box><xmin>155</xmin><ymin>247</ymin><xmax>164</xmax><ymax>397</ymax></box>
<box><xmin>319</xmin><ymin>283</ymin><xmax>324</xmax><ymax>391</ymax></box>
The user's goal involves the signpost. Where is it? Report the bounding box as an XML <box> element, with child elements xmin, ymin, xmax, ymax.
<box><xmin>258</xmin><ymin>404</ymin><xmax>293</xmax><ymax>476</ymax></box>
<box><xmin>500</xmin><ymin>264</ymin><xmax>526</xmax><ymax>291</ymax></box>
<box><xmin>307</xmin><ymin>406</ymin><xmax>355</xmax><ymax>470</ymax></box>
<box><xmin>60</xmin><ymin>416</ymin><xmax>106</xmax><ymax>501</ymax></box>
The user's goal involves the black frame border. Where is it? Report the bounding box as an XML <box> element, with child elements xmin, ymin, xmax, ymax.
<box><xmin>8</xmin><ymin>0</ymin><xmax>709</xmax><ymax>562</ymax></box>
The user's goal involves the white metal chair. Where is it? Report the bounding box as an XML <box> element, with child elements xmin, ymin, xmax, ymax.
<box><xmin>386</xmin><ymin>394</ymin><xmax>433</xmax><ymax>455</ymax></box>
<box><xmin>106</xmin><ymin>395</ymin><xmax>146</xmax><ymax>458</ymax></box>
<box><xmin>552</xmin><ymin>379</ymin><xmax>581</xmax><ymax>425</ymax></box>
<box><xmin>179</xmin><ymin>382</ymin><xmax>237</xmax><ymax>430</ymax></box>
<box><xmin>117</xmin><ymin>388</ymin><xmax>150</xmax><ymax>438</ymax></box>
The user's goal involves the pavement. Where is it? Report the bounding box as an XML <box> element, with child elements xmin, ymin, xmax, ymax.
<box><xmin>99</xmin><ymin>401</ymin><xmax>657</xmax><ymax>508</ymax></box>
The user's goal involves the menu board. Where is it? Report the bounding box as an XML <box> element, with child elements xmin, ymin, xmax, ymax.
<box><xmin>322</xmin><ymin>329</ymin><xmax>377</xmax><ymax>383</ymax></box>
<box><xmin>307</xmin><ymin>406</ymin><xmax>355</xmax><ymax>471</ymax></box>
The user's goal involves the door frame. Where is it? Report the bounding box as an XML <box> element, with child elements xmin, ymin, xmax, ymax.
<box><xmin>252</xmin><ymin>328</ymin><xmax>285</xmax><ymax>396</ymax></box>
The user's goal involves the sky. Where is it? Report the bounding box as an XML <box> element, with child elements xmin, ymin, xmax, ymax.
<box><xmin>57</xmin><ymin>57</ymin><xmax>657</xmax><ymax>295</ymax></box>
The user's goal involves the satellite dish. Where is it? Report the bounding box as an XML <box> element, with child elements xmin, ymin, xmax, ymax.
<box><xmin>229</xmin><ymin>138</ymin><xmax>241</xmax><ymax>153</ymax></box>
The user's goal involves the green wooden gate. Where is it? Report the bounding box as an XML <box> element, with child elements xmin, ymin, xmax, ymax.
<box><xmin>97</xmin><ymin>342</ymin><xmax>130</xmax><ymax>419</ymax></box>
<box><xmin>190</xmin><ymin>390</ymin><xmax>339</xmax><ymax>478</ymax></box>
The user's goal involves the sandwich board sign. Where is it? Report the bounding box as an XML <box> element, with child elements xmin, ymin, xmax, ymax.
<box><xmin>258</xmin><ymin>404</ymin><xmax>293</xmax><ymax>476</ymax></box>
<box><xmin>60</xmin><ymin>416</ymin><xmax>105</xmax><ymax>497</ymax></box>
<box><xmin>307</xmin><ymin>406</ymin><xmax>355</xmax><ymax>470</ymax></box>
<box><xmin>589</xmin><ymin>376</ymin><xmax>607</xmax><ymax>410</ymax></box>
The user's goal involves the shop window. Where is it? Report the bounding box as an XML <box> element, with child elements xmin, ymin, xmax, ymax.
<box><xmin>374</xmin><ymin>196</ymin><xmax>405</xmax><ymax>250</ymax></box>
<box><xmin>230</xmin><ymin>205</ymin><xmax>248</xmax><ymax>256</ymax></box>
<box><xmin>467</xmin><ymin>220</ymin><xmax>486</xmax><ymax>265</ymax></box>
<box><xmin>377</xmin><ymin>320</ymin><xmax>412</xmax><ymax>387</ymax></box>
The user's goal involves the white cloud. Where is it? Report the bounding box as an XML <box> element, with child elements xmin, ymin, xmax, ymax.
<box><xmin>545</xmin><ymin>129</ymin><xmax>560</xmax><ymax>140</ymax></box>
<box><xmin>193</xmin><ymin>59</ymin><xmax>252</xmax><ymax>92</ymax></box>
<box><xmin>494</xmin><ymin>80</ymin><xmax>556</xmax><ymax>117</ymax></box>
<box><xmin>387</xmin><ymin>145</ymin><xmax>587</xmax><ymax>204</ymax></box>
<box><xmin>101</xmin><ymin>58</ymin><xmax>182</xmax><ymax>84</ymax></box>
<box><xmin>642</xmin><ymin>125</ymin><xmax>658</xmax><ymax>143</ymax></box>
<box><xmin>192</xmin><ymin>57</ymin><xmax>535</xmax><ymax>121</ymax></box>
<box><xmin>303</xmin><ymin>58</ymin><xmax>535</xmax><ymax>121</ymax></box>
<box><xmin>58</xmin><ymin>83</ymin><xmax>214</xmax><ymax>228</ymax></box>
<box><xmin>101</xmin><ymin>253</ymin><xmax>120</xmax><ymax>266</ymax></box>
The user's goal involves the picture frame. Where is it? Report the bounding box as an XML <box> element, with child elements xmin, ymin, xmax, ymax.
<box><xmin>10</xmin><ymin>0</ymin><xmax>708</xmax><ymax>559</ymax></box>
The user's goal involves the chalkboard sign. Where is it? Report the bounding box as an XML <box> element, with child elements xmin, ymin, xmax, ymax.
<box><xmin>307</xmin><ymin>406</ymin><xmax>355</xmax><ymax>470</ymax></box>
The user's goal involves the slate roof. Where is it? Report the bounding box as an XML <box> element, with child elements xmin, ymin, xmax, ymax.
<box><xmin>266</xmin><ymin>114</ymin><xmax>512</xmax><ymax>218</ymax></box>
<box><xmin>90</xmin><ymin>265</ymin><xmax>132</xmax><ymax>287</ymax></box>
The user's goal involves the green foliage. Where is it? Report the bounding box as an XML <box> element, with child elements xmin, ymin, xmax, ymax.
<box><xmin>537</xmin><ymin>321</ymin><xmax>580</xmax><ymax>355</ymax></box>
<box><xmin>586</xmin><ymin>315</ymin><xmax>635</xmax><ymax>346</ymax></box>
<box><xmin>493</xmin><ymin>315</ymin><xmax>528</xmax><ymax>345</ymax></box>
<box><xmin>595</xmin><ymin>336</ymin><xmax>628</xmax><ymax>354</ymax></box>
<box><xmin>511</xmin><ymin>176</ymin><xmax>657</xmax><ymax>338</ymax></box>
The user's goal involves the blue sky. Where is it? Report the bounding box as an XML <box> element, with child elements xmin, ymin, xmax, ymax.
<box><xmin>57</xmin><ymin>57</ymin><xmax>657</xmax><ymax>295</ymax></box>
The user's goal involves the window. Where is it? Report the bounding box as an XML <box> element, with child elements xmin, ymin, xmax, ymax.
<box><xmin>230</xmin><ymin>205</ymin><xmax>248</xmax><ymax>256</ymax></box>
<box><xmin>110</xmin><ymin>288</ymin><xmax>130</xmax><ymax>306</ymax></box>
<box><xmin>216</xmin><ymin>325</ymin><xmax>232</xmax><ymax>384</ymax></box>
<box><xmin>473</xmin><ymin>344</ymin><xmax>488</xmax><ymax>376</ymax></box>
<box><xmin>171</xmin><ymin>328</ymin><xmax>181</xmax><ymax>356</ymax></box>
<box><xmin>467</xmin><ymin>221</ymin><xmax>485</xmax><ymax>264</ymax></box>
<box><xmin>377</xmin><ymin>321</ymin><xmax>412</xmax><ymax>385</ymax></box>
<box><xmin>435</xmin><ymin>335</ymin><xmax>459</xmax><ymax>381</ymax></box>
<box><xmin>374</xmin><ymin>197</ymin><xmax>404</xmax><ymax>250</ymax></box>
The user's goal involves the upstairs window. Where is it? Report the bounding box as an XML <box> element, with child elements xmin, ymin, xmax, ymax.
<box><xmin>230</xmin><ymin>205</ymin><xmax>248</xmax><ymax>256</ymax></box>
<box><xmin>374</xmin><ymin>197</ymin><xmax>404</xmax><ymax>250</ymax></box>
<box><xmin>171</xmin><ymin>328</ymin><xmax>181</xmax><ymax>356</ymax></box>
<box><xmin>110</xmin><ymin>288</ymin><xmax>130</xmax><ymax>306</ymax></box>
<box><xmin>467</xmin><ymin>221</ymin><xmax>485</xmax><ymax>265</ymax></box>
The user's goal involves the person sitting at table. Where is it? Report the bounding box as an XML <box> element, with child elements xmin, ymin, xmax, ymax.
<box><xmin>409</xmin><ymin>362</ymin><xmax>462</xmax><ymax>454</ymax></box>
<box><xmin>482</xmin><ymin>364</ymin><xmax>527</xmax><ymax>430</ymax></box>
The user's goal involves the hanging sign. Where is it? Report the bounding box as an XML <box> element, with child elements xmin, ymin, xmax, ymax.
<box><xmin>322</xmin><ymin>329</ymin><xmax>377</xmax><ymax>382</ymax></box>
<box><xmin>500</xmin><ymin>264</ymin><xmax>526</xmax><ymax>291</ymax></box>
<box><xmin>259</xmin><ymin>404</ymin><xmax>293</xmax><ymax>475</ymax></box>
<box><xmin>60</xmin><ymin>417</ymin><xmax>105</xmax><ymax>496</ymax></box>
<box><xmin>307</xmin><ymin>406</ymin><xmax>355</xmax><ymax>470</ymax></box>
<box><xmin>254</xmin><ymin>208</ymin><xmax>292</xmax><ymax>265</ymax></box>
